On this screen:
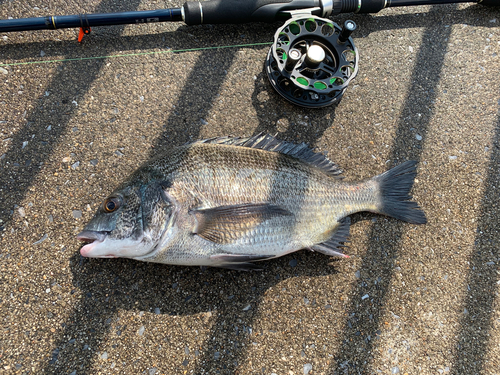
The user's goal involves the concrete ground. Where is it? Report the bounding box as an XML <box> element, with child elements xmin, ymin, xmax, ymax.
<box><xmin>1</xmin><ymin>1</ymin><xmax>499</xmax><ymax>374</ymax></box>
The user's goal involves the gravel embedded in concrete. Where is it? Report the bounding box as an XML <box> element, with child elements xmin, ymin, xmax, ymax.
<box><xmin>1</xmin><ymin>1</ymin><xmax>500</xmax><ymax>374</ymax></box>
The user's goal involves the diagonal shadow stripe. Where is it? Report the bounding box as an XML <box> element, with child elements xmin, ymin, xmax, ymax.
<box><xmin>0</xmin><ymin>0</ymin><xmax>141</xmax><ymax>225</ymax></box>
<box><xmin>185</xmin><ymin>122</ymin><xmax>341</xmax><ymax>373</ymax></box>
<box><xmin>332</xmin><ymin>5</ymin><xmax>454</xmax><ymax>374</ymax></box>
<box><xmin>450</xmin><ymin>103</ymin><xmax>500</xmax><ymax>374</ymax></box>
<box><xmin>48</xmin><ymin>46</ymin><xmax>242</xmax><ymax>373</ymax></box>
<box><xmin>0</xmin><ymin>1</ymin><xmax>146</xmax><ymax>373</ymax></box>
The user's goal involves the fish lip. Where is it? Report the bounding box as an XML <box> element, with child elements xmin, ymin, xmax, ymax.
<box><xmin>77</xmin><ymin>230</ymin><xmax>116</xmax><ymax>258</ymax></box>
<box><xmin>76</xmin><ymin>230</ymin><xmax>108</xmax><ymax>243</ymax></box>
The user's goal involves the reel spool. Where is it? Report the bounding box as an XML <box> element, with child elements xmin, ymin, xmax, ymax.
<box><xmin>265</xmin><ymin>16</ymin><xmax>359</xmax><ymax>108</ymax></box>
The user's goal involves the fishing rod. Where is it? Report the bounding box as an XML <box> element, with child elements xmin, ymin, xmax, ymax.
<box><xmin>1</xmin><ymin>0</ymin><xmax>498</xmax><ymax>107</ymax></box>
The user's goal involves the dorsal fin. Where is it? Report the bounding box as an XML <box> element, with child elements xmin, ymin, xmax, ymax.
<box><xmin>196</xmin><ymin>133</ymin><xmax>343</xmax><ymax>177</ymax></box>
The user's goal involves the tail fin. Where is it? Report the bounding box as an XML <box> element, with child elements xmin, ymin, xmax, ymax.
<box><xmin>374</xmin><ymin>161</ymin><xmax>427</xmax><ymax>224</ymax></box>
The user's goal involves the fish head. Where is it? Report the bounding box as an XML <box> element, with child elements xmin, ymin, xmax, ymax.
<box><xmin>77</xmin><ymin>181</ymin><xmax>175</xmax><ymax>259</ymax></box>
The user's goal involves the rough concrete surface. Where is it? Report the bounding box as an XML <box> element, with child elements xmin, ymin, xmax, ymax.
<box><xmin>1</xmin><ymin>1</ymin><xmax>499</xmax><ymax>374</ymax></box>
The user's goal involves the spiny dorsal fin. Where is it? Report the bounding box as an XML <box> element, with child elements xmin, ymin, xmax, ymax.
<box><xmin>197</xmin><ymin>133</ymin><xmax>343</xmax><ymax>177</ymax></box>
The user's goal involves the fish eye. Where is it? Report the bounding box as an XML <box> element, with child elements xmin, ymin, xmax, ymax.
<box><xmin>103</xmin><ymin>196</ymin><xmax>121</xmax><ymax>213</ymax></box>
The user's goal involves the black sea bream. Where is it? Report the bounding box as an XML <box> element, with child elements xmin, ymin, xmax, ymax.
<box><xmin>77</xmin><ymin>134</ymin><xmax>426</xmax><ymax>270</ymax></box>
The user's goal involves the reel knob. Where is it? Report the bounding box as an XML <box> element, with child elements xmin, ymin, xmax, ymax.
<box><xmin>265</xmin><ymin>16</ymin><xmax>359</xmax><ymax>108</ymax></box>
<box><xmin>305</xmin><ymin>45</ymin><xmax>326</xmax><ymax>68</ymax></box>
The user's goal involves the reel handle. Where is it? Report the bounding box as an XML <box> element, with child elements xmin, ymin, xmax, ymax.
<box><xmin>183</xmin><ymin>0</ymin><xmax>323</xmax><ymax>25</ymax></box>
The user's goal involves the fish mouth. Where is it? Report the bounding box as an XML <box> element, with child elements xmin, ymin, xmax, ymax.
<box><xmin>77</xmin><ymin>230</ymin><xmax>117</xmax><ymax>258</ymax></box>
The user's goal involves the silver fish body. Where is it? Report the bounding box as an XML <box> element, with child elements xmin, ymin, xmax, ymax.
<box><xmin>77</xmin><ymin>134</ymin><xmax>426</xmax><ymax>270</ymax></box>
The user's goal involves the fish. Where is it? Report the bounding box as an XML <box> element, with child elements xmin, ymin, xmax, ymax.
<box><xmin>77</xmin><ymin>134</ymin><xmax>426</xmax><ymax>270</ymax></box>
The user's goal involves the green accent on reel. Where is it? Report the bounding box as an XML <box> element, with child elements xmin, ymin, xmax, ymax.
<box><xmin>296</xmin><ymin>77</ymin><xmax>309</xmax><ymax>86</ymax></box>
<box><xmin>314</xmin><ymin>81</ymin><xmax>327</xmax><ymax>90</ymax></box>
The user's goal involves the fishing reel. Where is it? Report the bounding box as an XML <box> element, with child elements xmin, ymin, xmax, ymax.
<box><xmin>265</xmin><ymin>16</ymin><xmax>358</xmax><ymax>108</ymax></box>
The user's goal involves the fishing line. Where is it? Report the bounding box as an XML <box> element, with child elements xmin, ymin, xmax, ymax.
<box><xmin>0</xmin><ymin>41</ymin><xmax>272</xmax><ymax>67</ymax></box>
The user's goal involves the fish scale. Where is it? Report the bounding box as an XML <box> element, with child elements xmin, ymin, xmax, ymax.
<box><xmin>78</xmin><ymin>134</ymin><xmax>426</xmax><ymax>270</ymax></box>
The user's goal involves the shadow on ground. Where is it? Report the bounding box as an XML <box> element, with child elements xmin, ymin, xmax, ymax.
<box><xmin>450</xmin><ymin>104</ymin><xmax>500</xmax><ymax>374</ymax></box>
<box><xmin>2</xmin><ymin>2</ymin><xmax>496</xmax><ymax>373</ymax></box>
<box><xmin>331</xmin><ymin>4</ymin><xmax>451</xmax><ymax>374</ymax></box>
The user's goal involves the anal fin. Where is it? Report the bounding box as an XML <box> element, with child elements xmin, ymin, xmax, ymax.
<box><xmin>311</xmin><ymin>217</ymin><xmax>351</xmax><ymax>258</ymax></box>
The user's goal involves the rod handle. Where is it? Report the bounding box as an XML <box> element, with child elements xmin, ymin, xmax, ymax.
<box><xmin>182</xmin><ymin>0</ymin><xmax>322</xmax><ymax>25</ymax></box>
<box><xmin>478</xmin><ymin>0</ymin><xmax>500</xmax><ymax>5</ymax></box>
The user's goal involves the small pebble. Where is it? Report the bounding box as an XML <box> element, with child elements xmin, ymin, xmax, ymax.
<box><xmin>355</xmin><ymin>270</ymin><xmax>361</xmax><ymax>279</ymax></box>
<box><xmin>139</xmin><ymin>96</ymin><xmax>144</xmax><ymax>102</ymax></box>
<box><xmin>154</xmin><ymin>307</ymin><xmax>161</xmax><ymax>315</ymax></box>
<box><xmin>449</xmin><ymin>155</ymin><xmax>457</xmax><ymax>160</ymax></box>
<box><xmin>149</xmin><ymin>368</ymin><xmax>157</xmax><ymax>375</ymax></box>
<box><xmin>18</xmin><ymin>207</ymin><xmax>26</xmax><ymax>217</ymax></box>
<box><xmin>90</xmin><ymin>159</ymin><xmax>98</xmax><ymax>166</ymax></box>
<box><xmin>71</xmin><ymin>161</ymin><xmax>80</xmax><ymax>170</ymax></box>
<box><xmin>72</xmin><ymin>210</ymin><xmax>82</xmax><ymax>219</ymax></box>
<box><xmin>0</xmin><ymin>67</ymin><xmax>8</xmax><ymax>75</ymax></box>
<box><xmin>200</xmin><ymin>118</ymin><xmax>208</xmax><ymax>125</ymax></box>
<box><xmin>304</xmin><ymin>363</ymin><xmax>313</xmax><ymax>375</ymax></box>
<box><xmin>185</xmin><ymin>346</ymin><xmax>190</xmax><ymax>355</ymax></box>
<box><xmin>33</xmin><ymin>234</ymin><xmax>48</xmax><ymax>245</ymax></box>
<box><xmin>392</xmin><ymin>366</ymin><xmax>400</xmax><ymax>374</ymax></box>
<box><xmin>69</xmin><ymin>371</ymin><xmax>77</xmax><ymax>375</ymax></box>
<box><xmin>415</xmin><ymin>134</ymin><xmax>422</xmax><ymax>141</ymax></box>
<box><xmin>138</xmin><ymin>326</ymin><xmax>145</xmax><ymax>336</ymax></box>
<box><xmin>242</xmin><ymin>304</ymin><xmax>251</xmax><ymax>311</ymax></box>
<box><xmin>40</xmin><ymin>50</ymin><xmax>46</xmax><ymax>57</ymax></box>
<box><xmin>101</xmin><ymin>351</ymin><xmax>108</xmax><ymax>360</ymax></box>
<box><xmin>214</xmin><ymin>351</ymin><xmax>220</xmax><ymax>360</ymax></box>
<box><xmin>46</xmin><ymin>125</ymin><xmax>52</xmax><ymax>130</ymax></box>
<box><xmin>362</xmin><ymin>294</ymin><xmax>369</xmax><ymax>300</ymax></box>
<box><xmin>115</xmin><ymin>150</ymin><xmax>124</xmax><ymax>157</ymax></box>
<box><xmin>22</xmin><ymin>141</ymin><xmax>28</xmax><ymax>149</ymax></box>
<box><xmin>289</xmin><ymin>259</ymin><xmax>297</xmax><ymax>267</ymax></box>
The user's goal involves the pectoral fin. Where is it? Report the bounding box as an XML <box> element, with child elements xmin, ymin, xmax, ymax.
<box><xmin>191</xmin><ymin>203</ymin><xmax>292</xmax><ymax>244</ymax></box>
<box><xmin>311</xmin><ymin>217</ymin><xmax>351</xmax><ymax>258</ymax></box>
